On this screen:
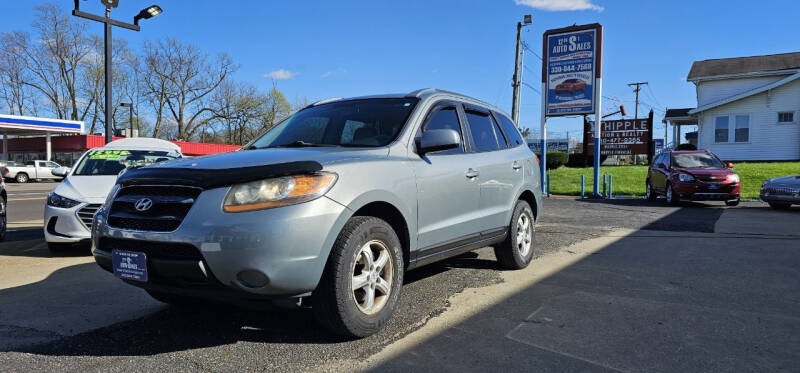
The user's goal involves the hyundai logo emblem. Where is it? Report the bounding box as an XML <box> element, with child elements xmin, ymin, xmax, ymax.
<box><xmin>134</xmin><ymin>198</ymin><xmax>153</xmax><ymax>212</ymax></box>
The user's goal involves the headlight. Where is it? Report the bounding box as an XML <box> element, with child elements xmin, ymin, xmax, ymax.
<box><xmin>678</xmin><ymin>173</ymin><xmax>695</xmax><ymax>182</ymax></box>
<box><xmin>727</xmin><ymin>174</ymin><xmax>740</xmax><ymax>183</ymax></box>
<box><xmin>105</xmin><ymin>184</ymin><xmax>121</xmax><ymax>207</ymax></box>
<box><xmin>47</xmin><ymin>192</ymin><xmax>81</xmax><ymax>209</ymax></box>
<box><xmin>223</xmin><ymin>173</ymin><xmax>337</xmax><ymax>212</ymax></box>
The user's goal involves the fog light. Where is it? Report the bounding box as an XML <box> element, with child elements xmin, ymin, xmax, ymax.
<box><xmin>237</xmin><ymin>270</ymin><xmax>269</xmax><ymax>288</ymax></box>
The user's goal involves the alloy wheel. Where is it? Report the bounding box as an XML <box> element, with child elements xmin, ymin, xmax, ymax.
<box><xmin>351</xmin><ymin>240</ymin><xmax>394</xmax><ymax>315</ymax></box>
<box><xmin>516</xmin><ymin>213</ymin><xmax>533</xmax><ymax>257</ymax></box>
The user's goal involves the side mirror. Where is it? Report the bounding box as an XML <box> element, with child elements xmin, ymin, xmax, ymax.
<box><xmin>416</xmin><ymin>129</ymin><xmax>461</xmax><ymax>155</ymax></box>
<box><xmin>726</xmin><ymin>162</ymin><xmax>734</xmax><ymax>169</ymax></box>
<box><xmin>52</xmin><ymin>167</ymin><xmax>70</xmax><ymax>177</ymax></box>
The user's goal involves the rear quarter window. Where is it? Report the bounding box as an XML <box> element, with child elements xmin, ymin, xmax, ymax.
<box><xmin>494</xmin><ymin>112</ymin><xmax>524</xmax><ymax>147</ymax></box>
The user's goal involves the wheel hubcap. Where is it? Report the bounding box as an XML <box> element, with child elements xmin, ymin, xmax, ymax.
<box><xmin>516</xmin><ymin>212</ymin><xmax>533</xmax><ymax>257</ymax></box>
<box><xmin>646</xmin><ymin>184</ymin><xmax>651</xmax><ymax>198</ymax></box>
<box><xmin>666</xmin><ymin>187</ymin><xmax>672</xmax><ymax>202</ymax></box>
<box><xmin>351</xmin><ymin>240</ymin><xmax>393</xmax><ymax>315</ymax></box>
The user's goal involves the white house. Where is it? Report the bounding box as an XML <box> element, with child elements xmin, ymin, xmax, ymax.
<box><xmin>666</xmin><ymin>52</ymin><xmax>800</xmax><ymax>161</ymax></box>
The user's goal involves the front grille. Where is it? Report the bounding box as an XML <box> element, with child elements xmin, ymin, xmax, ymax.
<box><xmin>77</xmin><ymin>204</ymin><xmax>102</xmax><ymax>229</ymax></box>
<box><xmin>99</xmin><ymin>237</ymin><xmax>202</xmax><ymax>260</ymax></box>
<box><xmin>696</xmin><ymin>175</ymin><xmax>726</xmax><ymax>182</ymax></box>
<box><xmin>764</xmin><ymin>187</ymin><xmax>799</xmax><ymax>196</ymax></box>
<box><xmin>107</xmin><ymin>185</ymin><xmax>201</xmax><ymax>232</ymax></box>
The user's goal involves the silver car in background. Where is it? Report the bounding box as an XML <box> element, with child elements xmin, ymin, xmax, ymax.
<box><xmin>92</xmin><ymin>88</ymin><xmax>542</xmax><ymax>337</ymax></box>
<box><xmin>761</xmin><ymin>175</ymin><xmax>800</xmax><ymax>209</ymax></box>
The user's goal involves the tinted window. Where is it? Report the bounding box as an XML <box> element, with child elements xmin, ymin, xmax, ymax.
<box><xmin>494</xmin><ymin>113</ymin><xmax>524</xmax><ymax>147</ymax></box>
<box><xmin>491</xmin><ymin>115</ymin><xmax>508</xmax><ymax>148</ymax></box>
<box><xmin>423</xmin><ymin>107</ymin><xmax>463</xmax><ymax>154</ymax></box>
<box><xmin>466</xmin><ymin>111</ymin><xmax>499</xmax><ymax>152</ymax></box>
<box><xmin>673</xmin><ymin>153</ymin><xmax>724</xmax><ymax>168</ymax></box>
<box><xmin>249</xmin><ymin>98</ymin><xmax>418</xmax><ymax>149</ymax></box>
<box><xmin>73</xmin><ymin>150</ymin><xmax>178</xmax><ymax>176</ymax></box>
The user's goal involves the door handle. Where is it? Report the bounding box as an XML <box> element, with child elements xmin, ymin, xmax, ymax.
<box><xmin>512</xmin><ymin>161</ymin><xmax>521</xmax><ymax>170</ymax></box>
<box><xmin>465</xmin><ymin>168</ymin><xmax>480</xmax><ymax>179</ymax></box>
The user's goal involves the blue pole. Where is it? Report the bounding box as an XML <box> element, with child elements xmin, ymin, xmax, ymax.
<box><xmin>602</xmin><ymin>174</ymin><xmax>607</xmax><ymax>198</ymax></box>
<box><xmin>580</xmin><ymin>174</ymin><xmax>585</xmax><ymax>198</ymax></box>
<box><xmin>546</xmin><ymin>171</ymin><xmax>551</xmax><ymax>197</ymax></box>
<box><xmin>540</xmin><ymin>140</ymin><xmax>547</xmax><ymax>194</ymax></box>
<box><xmin>609</xmin><ymin>175</ymin><xmax>613</xmax><ymax>199</ymax></box>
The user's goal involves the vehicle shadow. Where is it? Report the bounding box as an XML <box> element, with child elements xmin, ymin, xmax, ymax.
<box><xmin>1</xmin><ymin>227</ymin><xmax>91</xmax><ymax>258</ymax></box>
<box><xmin>1</xmin><ymin>249</ymin><xmax>501</xmax><ymax>357</ymax></box>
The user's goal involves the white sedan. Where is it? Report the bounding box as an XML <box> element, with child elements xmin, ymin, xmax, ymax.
<box><xmin>44</xmin><ymin>138</ymin><xmax>182</xmax><ymax>251</ymax></box>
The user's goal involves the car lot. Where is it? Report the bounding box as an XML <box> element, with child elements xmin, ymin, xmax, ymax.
<box><xmin>1</xmin><ymin>182</ymin><xmax>799</xmax><ymax>371</ymax></box>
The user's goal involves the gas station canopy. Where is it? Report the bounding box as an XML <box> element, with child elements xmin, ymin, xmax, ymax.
<box><xmin>0</xmin><ymin>114</ymin><xmax>84</xmax><ymax>161</ymax></box>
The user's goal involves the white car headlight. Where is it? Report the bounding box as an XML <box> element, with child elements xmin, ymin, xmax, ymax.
<box><xmin>728</xmin><ymin>174</ymin><xmax>740</xmax><ymax>183</ymax></box>
<box><xmin>678</xmin><ymin>173</ymin><xmax>695</xmax><ymax>182</ymax></box>
<box><xmin>223</xmin><ymin>172</ymin><xmax>337</xmax><ymax>213</ymax></box>
<box><xmin>47</xmin><ymin>192</ymin><xmax>81</xmax><ymax>209</ymax></box>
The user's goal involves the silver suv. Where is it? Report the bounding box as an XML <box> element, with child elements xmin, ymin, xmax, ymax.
<box><xmin>92</xmin><ymin>88</ymin><xmax>542</xmax><ymax>337</ymax></box>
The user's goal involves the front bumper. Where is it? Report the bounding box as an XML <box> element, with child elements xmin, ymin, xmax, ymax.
<box><xmin>673</xmin><ymin>180</ymin><xmax>740</xmax><ymax>201</ymax></box>
<box><xmin>760</xmin><ymin>189</ymin><xmax>800</xmax><ymax>204</ymax></box>
<box><xmin>44</xmin><ymin>203</ymin><xmax>96</xmax><ymax>244</ymax></box>
<box><xmin>92</xmin><ymin>187</ymin><xmax>349</xmax><ymax>298</ymax></box>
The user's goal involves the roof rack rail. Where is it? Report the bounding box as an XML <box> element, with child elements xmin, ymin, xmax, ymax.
<box><xmin>405</xmin><ymin>88</ymin><xmax>436</xmax><ymax>98</ymax></box>
<box><xmin>305</xmin><ymin>97</ymin><xmax>342</xmax><ymax>109</ymax></box>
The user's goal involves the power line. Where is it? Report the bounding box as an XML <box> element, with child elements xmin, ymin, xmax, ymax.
<box><xmin>521</xmin><ymin>41</ymin><xmax>543</xmax><ymax>61</ymax></box>
<box><xmin>522</xmin><ymin>81</ymin><xmax>541</xmax><ymax>95</ymax></box>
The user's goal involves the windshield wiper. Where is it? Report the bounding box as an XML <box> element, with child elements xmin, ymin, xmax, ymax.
<box><xmin>267</xmin><ymin>140</ymin><xmax>341</xmax><ymax>148</ymax></box>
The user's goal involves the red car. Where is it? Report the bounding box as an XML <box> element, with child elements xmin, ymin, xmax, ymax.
<box><xmin>555</xmin><ymin>78</ymin><xmax>587</xmax><ymax>94</ymax></box>
<box><xmin>646</xmin><ymin>150</ymin><xmax>740</xmax><ymax>206</ymax></box>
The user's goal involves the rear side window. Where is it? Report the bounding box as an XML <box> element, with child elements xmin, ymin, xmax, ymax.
<box><xmin>494</xmin><ymin>113</ymin><xmax>524</xmax><ymax>147</ymax></box>
<box><xmin>423</xmin><ymin>107</ymin><xmax>464</xmax><ymax>154</ymax></box>
<box><xmin>465</xmin><ymin>111</ymin><xmax>499</xmax><ymax>152</ymax></box>
<box><xmin>491</xmin><ymin>115</ymin><xmax>508</xmax><ymax>148</ymax></box>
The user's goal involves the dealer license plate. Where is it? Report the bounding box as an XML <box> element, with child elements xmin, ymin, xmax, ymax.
<box><xmin>112</xmin><ymin>250</ymin><xmax>148</xmax><ymax>282</ymax></box>
<box><xmin>707</xmin><ymin>184</ymin><xmax>720</xmax><ymax>190</ymax></box>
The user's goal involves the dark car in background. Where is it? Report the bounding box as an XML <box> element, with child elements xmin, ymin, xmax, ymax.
<box><xmin>646</xmin><ymin>150</ymin><xmax>740</xmax><ymax>206</ymax></box>
<box><xmin>555</xmin><ymin>78</ymin><xmax>587</xmax><ymax>94</ymax></box>
<box><xmin>761</xmin><ymin>175</ymin><xmax>800</xmax><ymax>209</ymax></box>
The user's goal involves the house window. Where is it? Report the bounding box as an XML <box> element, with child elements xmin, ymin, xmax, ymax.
<box><xmin>714</xmin><ymin>116</ymin><xmax>729</xmax><ymax>143</ymax></box>
<box><xmin>778</xmin><ymin>112</ymin><xmax>794</xmax><ymax>123</ymax></box>
<box><xmin>735</xmin><ymin>115</ymin><xmax>749</xmax><ymax>142</ymax></box>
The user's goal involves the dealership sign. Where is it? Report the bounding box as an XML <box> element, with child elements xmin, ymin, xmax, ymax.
<box><xmin>586</xmin><ymin>118</ymin><xmax>652</xmax><ymax>156</ymax></box>
<box><xmin>543</xmin><ymin>24</ymin><xmax>601</xmax><ymax>116</ymax></box>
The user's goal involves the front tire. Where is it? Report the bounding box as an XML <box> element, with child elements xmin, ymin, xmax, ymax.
<box><xmin>313</xmin><ymin>216</ymin><xmax>404</xmax><ymax>338</ymax></box>
<box><xmin>15</xmin><ymin>173</ymin><xmax>28</xmax><ymax>183</ymax></box>
<box><xmin>665</xmin><ymin>183</ymin><xmax>680</xmax><ymax>206</ymax></box>
<box><xmin>768</xmin><ymin>202</ymin><xmax>790</xmax><ymax>210</ymax></box>
<box><xmin>494</xmin><ymin>200</ymin><xmax>535</xmax><ymax>270</ymax></box>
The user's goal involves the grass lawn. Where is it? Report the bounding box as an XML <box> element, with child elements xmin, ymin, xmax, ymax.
<box><xmin>546</xmin><ymin>162</ymin><xmax>800</xmax><ymax>199</ymax></box>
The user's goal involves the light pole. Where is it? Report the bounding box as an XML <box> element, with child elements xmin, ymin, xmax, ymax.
<box><xmin>72</xmin><ymin>1</ymin><xmax>162</xmax><ymax>144</ymax></box>
<box><xmin>511</xmin><ymin>14</ymin><xmax>532</xmax><ymax>124</ymax></box>
<box><xmin>119</xmin><ymin>102</ymin><xmax>133</xmax><ymax>137</ymax></box>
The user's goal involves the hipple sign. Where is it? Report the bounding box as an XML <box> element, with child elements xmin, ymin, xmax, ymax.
<box><xmin>586</xmin><ymin>117</ymin><xmax>653</xmax><ymax>156</ymax></box>
<box><xmin>543</xmin><ymin>25</ymin><xmax>601</xmax><ymax>116</ymax></box>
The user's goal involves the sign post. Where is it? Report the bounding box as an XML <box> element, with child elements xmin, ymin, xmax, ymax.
<box><xmin>542</xmin><ymin>23</ymin><xmax>603</xmax><ymax>196</ymax></box>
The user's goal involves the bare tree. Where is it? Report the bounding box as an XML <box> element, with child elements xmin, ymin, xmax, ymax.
<box><xmin>0</xmin><ymin>33</ymin><xmax>36</xmax><ymax>115</ymax></box>
<box><xmin>144</xmin><ymin>38</ymin><xmax>236</xmax><ymax>140</ymax></box>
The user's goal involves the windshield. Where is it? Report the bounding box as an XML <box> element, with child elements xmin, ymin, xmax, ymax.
<box><xmin>672</xmin><ymin>153</ymin><xmax>724</xmax><ymax>168</ymax></box>
<box><xmin>247</xmin><ymin>98</ymin><xmax>418</xmax><ymax>149</ymax></box>
<box><xmin>72</xmin><ymin>150</ymin><xmax>179</xmax><ymax>176</ymax></box>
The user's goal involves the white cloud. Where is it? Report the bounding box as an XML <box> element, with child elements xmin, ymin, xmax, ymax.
<box><xmin>514</xmin><ymin>0</ymin><xmax>603</xmax><ymax>11</ymax></box>
<box><xmin>263</xmin><ymin>69</ymin><xmax>298</xmax><ymax>80</ymax></box>
<box><xmin>320</xmin><ymin>71</ymin><xmax>333</xmax><ymax>78</ymax></box>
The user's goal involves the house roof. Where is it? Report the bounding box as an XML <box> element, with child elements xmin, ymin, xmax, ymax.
<box><xmin>687</xmin><ymin>52</ymin><xmax>800</xmax><ymax>80</ymax></box>
<box><xmin>689</xmin><ymin>72</ymin><xmax>800</xmax><ymax>115</ymax></box>
<box><xmin>662</xmin><ymin>108</ymin><xmax>696</xmax><ymax>124</ymax></box>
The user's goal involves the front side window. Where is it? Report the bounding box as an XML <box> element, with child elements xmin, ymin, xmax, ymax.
<box><xmin>714</xmin><ymin>116</ymin><xmax>729</xmax><ymax>143</ymax></box>
<box><xmin>422</xmin><ymin>107</ymin><xmax>464</xmax><ymax>154</ymax></box>
<box><xmin>778</xmin><ymin>111</ymin><xmax>794</xmax><ymax>123</ymax></box>
<box><xmin>735</xmin><ymin>115</ymin><xmax>749</xmax><ymax>142</ymax></box>
<box><xmin>673</xmin><ymin>153</ymin><xmax>724</xmax><ymax>168</ymax></box>
<box><xmin>465</xmin><ymin>110</ymin><xmax>499</xmax><ymax>152</ymax></box>
<box><xmin>248</xmin><ymin>98</ymin><xmax>418</xmax><ymax>149</ymax></box>
<box><xmin>72</xmin><ymin>150</ymin><xmax>179</xmax><ymax>176</ymax></box>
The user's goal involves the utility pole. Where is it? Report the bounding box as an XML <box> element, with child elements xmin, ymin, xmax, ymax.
<box><xmin>511</xmin><ymin>15</ymin><xmax>532</xmax><ymax>124</ymax></box>
<box><xmin>627</xmin><ymin>82</ymin><xmax>648</xmax><ymax>121</ymax></box>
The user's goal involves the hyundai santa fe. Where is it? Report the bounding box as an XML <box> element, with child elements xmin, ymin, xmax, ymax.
<box><xmin>92</xmin><ymin>88</ymin><xmax>542</xmax><ymax>337</ymax></box>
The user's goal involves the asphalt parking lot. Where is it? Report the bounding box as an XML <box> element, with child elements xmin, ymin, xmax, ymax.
<box><xmin>1</xmin><ymin>182</ymin><xmax>799</xmax><ymax>372</ymax></box>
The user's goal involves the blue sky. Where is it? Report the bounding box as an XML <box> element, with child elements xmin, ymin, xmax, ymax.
<box><xmin>3</xmin><ymin>0</ymin><xmax>799</xmax><ymax>141</ymax></box>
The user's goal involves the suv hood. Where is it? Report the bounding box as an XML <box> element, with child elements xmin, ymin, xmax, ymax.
<box><xmin>149</xmin><ymin>147</ymin><xmax>389</xmax><ymax>171</ymax></box>
<box><xmin>766</xmin><ymin>175</ymin><xmax>800</xmax><ymax>186</ymax></box>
